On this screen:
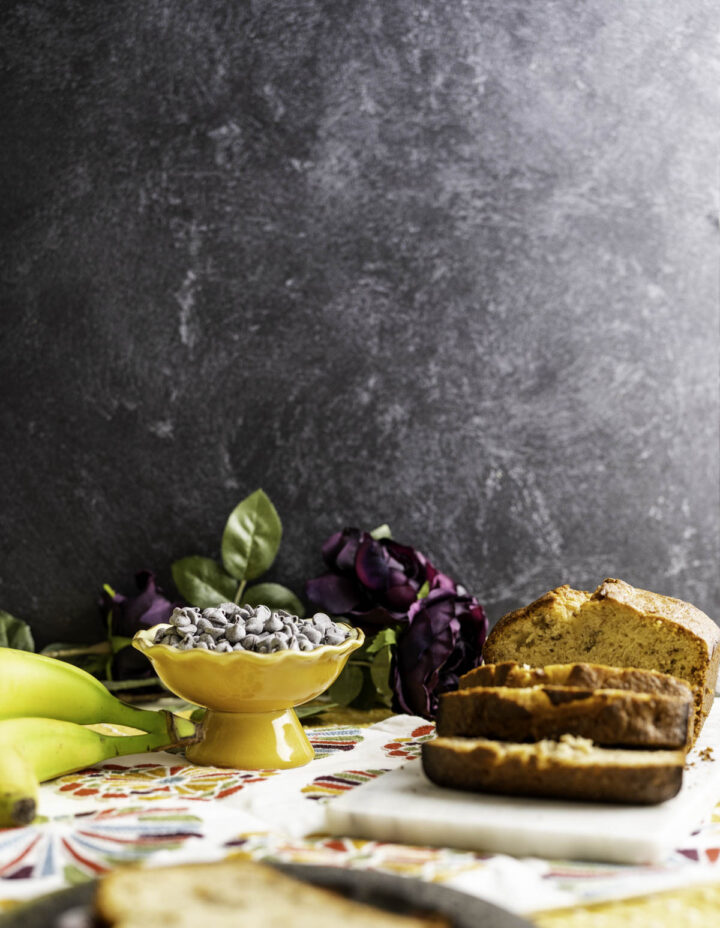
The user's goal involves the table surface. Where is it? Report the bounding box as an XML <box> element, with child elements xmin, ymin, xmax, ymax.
<box><xmin>2</xmin><ymin>711</ymin><xmax>720</xmax><ymax>926</ymax></box>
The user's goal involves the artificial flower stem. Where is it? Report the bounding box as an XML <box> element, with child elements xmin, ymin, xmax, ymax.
<box><xmin>234</xmin><ymin>580</ymin><xmax>247</xmax><ymax>605</ymax></box>
<box><xmin>42</xmin><ymin>642</ymin><xmax>112</xmax><ymax>659</ymax></box>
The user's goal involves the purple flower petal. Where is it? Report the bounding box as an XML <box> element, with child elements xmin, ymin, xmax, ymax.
<box><xmin>305</xmin><ymin>574</ymin><xmax>362</xmax><ymax>613</ymax></box>
<box><xmin>336</xmin><ymin>534</ymin><xmax>363</xmax><ymax>572</ymax></box>
<box><xmin>384</xmin><ymin>580</ymin><xmax>420</xmax><ymax>611</ymax></box>
<box><xmin>347</xmin><ymin>605</ymin><xmax>408</xmax><ymax>632</ymax></box>
<box><xmin>392</xmin><ymin>588</ymin><xmax>487</xmax><ymax>719</ymax></box>
<box><xmin>322</xmin><ymin>528</ymin><xmax>362</xmax><ymax>571</ymax></box>
<box><xmin>101</xmin><ymin>571</ymin><xmax>177</xmax><ymax>640</ymax></box>
<box><xmin>386</xmin><ymin>541</ymin><xmax>427</xmax><ymax>584</ymax></box>
<box><xmin>321</xmin><ymin>531</ymin><xmax>344</xmax><ymax>565</ymax></box>
<box><xmin>428</xmin><ymin>570</ymin><xmax>457</xmax><ymax>593</ymax></box>
<box><xmin>355</xmin><ymin>536</ymin><xmax>391</xmax><ymax>592</ymax></box>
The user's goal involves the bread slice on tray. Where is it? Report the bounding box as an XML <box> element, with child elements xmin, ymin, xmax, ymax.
<box><xmin>481</xmin><ymin>578</ymin><xmax>720</xmax><ymax>742</ymax></box>
<box><xmin>95</xmin><ymin>858</ymin><xmax>447</xmax><ymax>928</ymax></box>
<box><xmin>459</xmin><ymin>661</ymin><xmax>694</xmax><ymax>700</ymax></box>
<box><xmin>436</xmin><ymin>685</ymin><xmax>692</xmax><ymax>748</ymax></box>
<box><xmin>422</xmin><ymin>735</ymin><xmax>685</xmax><ymax>804</ymax></box>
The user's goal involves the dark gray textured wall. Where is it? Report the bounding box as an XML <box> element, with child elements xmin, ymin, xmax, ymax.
<box><xmin>1</xmin><ymin>0</ymin><xmax>718</xmax><ymax>647</ymax></box>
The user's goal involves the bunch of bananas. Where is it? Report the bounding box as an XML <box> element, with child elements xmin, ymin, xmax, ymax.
<box><xmin>0</xmin><ymin>648</ymin><xmax>200</xmax><ymax>827</ymax></box>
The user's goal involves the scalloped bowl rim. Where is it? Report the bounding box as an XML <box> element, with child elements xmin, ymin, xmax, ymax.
<box><xmin>133</xmin><ymin>622</ymin><xmax>364</xmax><ymax>663</ymax></box>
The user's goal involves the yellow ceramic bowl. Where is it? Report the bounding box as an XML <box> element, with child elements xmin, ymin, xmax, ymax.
<box><xmin>133</xmin><ymin>623</ymin><xmax>364</xmax><ymax>770</ymax></box>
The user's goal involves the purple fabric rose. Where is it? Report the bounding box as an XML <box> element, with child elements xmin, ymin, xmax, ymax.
<box><xmin>306</xmin><ymin>528</ymin><xmax>455</xmax><ymax>631</ymax></box>
<box><xmin>101</xmin><ymin>570</ymin><xmax>177</xmax><ymax>638</ymax></box>
<box><xmin>101</xmin><ymin>570</ymin><xmax>179</xmax><ymax>681</ymax></box>
<box><xmin>391</xmin><ymin>587</ymin><xmax>488</xmax><ymax>720</ymax></box>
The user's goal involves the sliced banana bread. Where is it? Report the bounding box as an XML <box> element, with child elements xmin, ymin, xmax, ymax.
<box><xmin>422</xmin><ymin>735</ymin><xmax>685</xmax><ymax>804</ymax></box>
<box><xmin>459</xmin><ymin>661</ymin><xmax>694</xmax><ymax>700</ymax></box>
<box><xmin>482</xmin><ymin>579</ymin><xmax>720</xmax><ymax>743</ymax></box>
<box><xmin>95</xmin><ymin>858</ymin><xmax>448</xmax><ymax>928</ymax></box>
<box><xmin>436</xmin><ymin>685</ymin><xmax>692</xmax><ymax>748</ymax></box>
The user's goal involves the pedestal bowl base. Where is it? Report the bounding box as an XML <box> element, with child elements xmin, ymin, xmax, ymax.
<box><xmin>185</xmin><ymin>707</ymin><xmax>315</xmax><ymax>770</ymax></box>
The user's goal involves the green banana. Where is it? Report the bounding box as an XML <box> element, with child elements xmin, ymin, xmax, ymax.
<box><xmin>0</xmin><ymin>647</ymin><xmax>195</xmax><ymax>741</ymax></box>
<box><xmin>0</xmin><ymin>748</ymin><xmax>38</xmax><ymax>828</ymax></box>
<box><xmin>0</xmin><ymin>716</ymin><xmax>199</xmax><ymax>827</ymax></box>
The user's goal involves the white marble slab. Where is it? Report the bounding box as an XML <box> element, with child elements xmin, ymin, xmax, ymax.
<box><xmin>325</xmin><ymin>699</ymin><xmax>720</xmax><ymax>865</ymax></box>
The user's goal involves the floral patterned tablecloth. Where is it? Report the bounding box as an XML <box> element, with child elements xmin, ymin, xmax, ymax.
<box><xmin>2</xmin><ymin>714</ymin><xmax>720</xmax><ymax>920</ymax></box>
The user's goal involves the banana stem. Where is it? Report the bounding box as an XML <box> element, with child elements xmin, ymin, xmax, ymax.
<box><xmin>105</xmin><ymin>701</ymin><xmax>184</xmax><ymax>736</ymax></box>
<box><xmin>98</xmin><ymin>722</ymin><xmax>200</xmax><ymax>758</ymax></box>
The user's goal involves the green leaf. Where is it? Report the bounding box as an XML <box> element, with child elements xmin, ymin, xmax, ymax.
<box><xmin>109</xmin><ymin>635</ymin><xmax>132</xmax><ymax>654</ymax></box>
<box><xmin>0</xmin><ymin>610</ymin><xmax>34</xmax><ymax>651</ymax></box>
<box><xmin>370</xmin><ymin>646</ymin><xmax>395</xmax><ymax>708</ymax></box>
<box><xmin>365</xmin><ymin>626</ymin><xmax>398</xmax><ymax>654</ymax></box>
<box><xmin>327</xmin><ymin>664</ymin><xmax>364</xmax><ymax>706</ymax></box>
<box><xmin>243</xmin><ymin>583</ymin><xmax>305</xmax><ymax>618</ymax></box>
<box><xmin>296</xmin><ymin>701</ymin><xmax>337</xmax><ymax>720</ymax></box>
<box><xmin>369</xmin><ymin>523</ymin><xmax>392</xmax><ymax>540</ymax></box>
<box><xmin>351</xmin><ymin>665</ymin><xmax>383</xmax><ymax>709</ymax></box>
<box><xmin>416</xmin><ymin>580</ymin><xmax>430</xmax><ymax>600</ymax></box>
<box><xmin>221</xmin><ymin>489</ymin><xmax>282</xmax><ymax>581</ymax></box>
<box><xmin>172</xmin><ymin>556</ymin><xmax>237</xmax><ymax>607</ymax></box>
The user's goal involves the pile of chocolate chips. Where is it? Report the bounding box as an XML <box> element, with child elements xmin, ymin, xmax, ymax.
<box><xmin>153</xmin><ymin>603</ymin><xmax>350</xmax><ymax>653</ymax></box>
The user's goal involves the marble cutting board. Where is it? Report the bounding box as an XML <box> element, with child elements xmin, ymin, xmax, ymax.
<box><xmin>325</xmin><ymin>699</ymin><xmax>720</xmax><ymax>864</ymax></box>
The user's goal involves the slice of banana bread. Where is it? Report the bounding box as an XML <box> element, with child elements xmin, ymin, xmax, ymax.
<box><xmin>482</xmin><ymin>579</ymin><xmax>720</xmax><ymax>743</ymax></box>
<box><xmin>95</xmin><ymin>858</ymin><xmax>448</xmax><ymax>928</ymax></box>
<box><xmin>436</xmin><ymin>685</ymin><xmax>692</xmax><ymax>748</ymax></box>
<box><xmin>459</xmin><ymin>661</ymin><xmax>694</xmax><ymax>700</ymax></box>
<box><xmin>422</xmin><ymin>735</ymin><xmax>685</xmax><ymax>804</ymax></box>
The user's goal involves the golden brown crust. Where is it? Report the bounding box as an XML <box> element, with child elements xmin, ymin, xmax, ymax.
<box><xmin>460</xmin><ymin>661</ymin><xmax>693</xmax><ymax>699</ymax></box>
<box><xmin>482</xmin><ymin>579</ymin><xmax>719</xmax><ymax>743</ymax></box>
<box><xmin>595</xmin><ymin>579</ymin><xmax>719</xmax><ymax>643</ymax></box>
<box><xmin>483</xmin><ymin>586</ymin><xmax>591</xmax><ymax>655</ymax></box>
<box><xmin>422</xmin><ymin>737</ymin><xmax>684</xmax><ymax>804</ymax></box>
<box><xmin>436</xmin><ymin>685</ymin><xmax>692</xmax><ymax>748</ymax></box>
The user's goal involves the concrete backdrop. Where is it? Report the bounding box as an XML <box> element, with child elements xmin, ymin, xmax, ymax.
<box><xmin>1</xmin><ymin>0</ymin><xmax>718</xmax><ymax>646</ymax></box>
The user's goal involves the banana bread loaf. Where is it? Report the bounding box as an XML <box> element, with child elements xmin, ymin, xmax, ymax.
<box><xmin>422</xmin><ymin>735</ymin><xmax>685</xmax><ymax>804</ymax></box>
<box><xmin>482</xmin><ymin>579</ymin><xmax>720</xmax><ymax>743</ymax></box>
